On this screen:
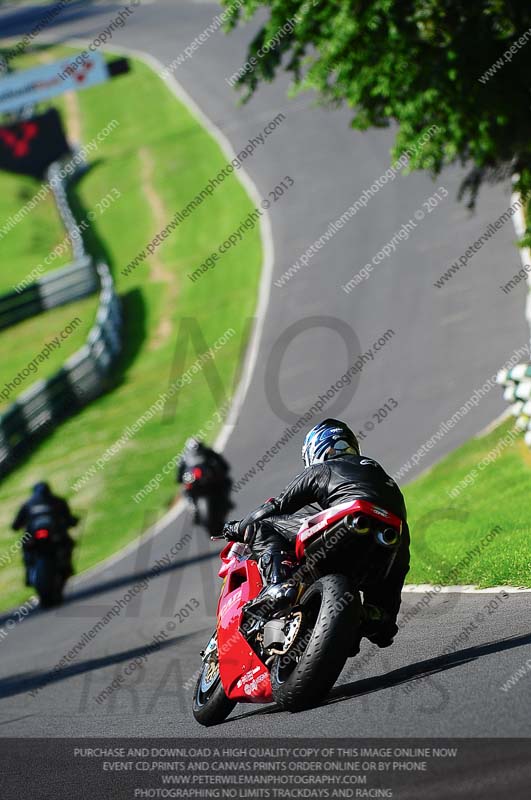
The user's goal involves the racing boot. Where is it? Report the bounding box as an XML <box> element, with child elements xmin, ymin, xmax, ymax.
<box><xmin>243</xmin><ymin>549</ymin><xmax>298</xmax><ymax>620</ymax></box>
<box><xmin>362</xmin><ymin>603</ymin><xmax>396</xmax><ymax>647</ymax></box>
<box><xmin>350</xmin><ymin>604</ymin><xmax>397</xmax><ymax>656</ymax></box>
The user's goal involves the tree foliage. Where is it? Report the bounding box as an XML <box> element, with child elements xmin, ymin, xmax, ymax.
<box><xmin>222</xmin><ymin>0</ymin><xmax>531</xmax><ymax>209</ymax></box>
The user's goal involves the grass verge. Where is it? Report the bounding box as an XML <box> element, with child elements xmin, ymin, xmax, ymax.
<box><xmin>0</xmin><ymin>301</ymin><xmax>95</xmax><ymax>412</ymax></box>
<box><xmin>405</xmin><ymin>418</ymin><xmax>531</xmax><ymax>587</ymax></box>
<box><xmin>0</xmin><ymin>46</ymin><xmax>96</xmax><ymax>409</ymax></box>
<box><xmin>0</xmin><ymin>45</ymin><xmax>262</xmax><ymax>611</ymax></box>
<box><xmin>0</xmin><ymin>169</ymin><xmax>73</xmax><ymax>293</ymax></box>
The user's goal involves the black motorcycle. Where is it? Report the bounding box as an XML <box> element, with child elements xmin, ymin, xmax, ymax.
<box><xmin>182</xmin><ymin>465</ymin><xmax>232</xmax><ymax>537</ymax></box>
<box><xmin>25</xmin><ymin>527</ymin><xmax>69</xmax><ymax>608</ymax></box>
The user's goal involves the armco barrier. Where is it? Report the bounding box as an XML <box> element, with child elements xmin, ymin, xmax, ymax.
<box><xmin>0</xmin><ymin>159</ymin><xmax>98</xmax><ymax>330</ymax></box>
<box><xmin>0</xmin><ymin>262</ymin><xmax>121</xmax><ymax>476</ymax></box>
<box><xmin>39</xmin><ymin>257</ymin><xmax>98</xmax><ymax>309</ymax></box>
<box><xmin>0</xmin><ymin>158</ymin><xmax>122</xmax><ymax>477</ymax></box>
<box><xmin>0</xmin><ymin>257</ymin><xmax>96</xmax><ymax>331</ymax></box>
<box><xmin>48</xmin><ymin>160</ymin><xmax>87</xmax><ymax>262</ymax></box>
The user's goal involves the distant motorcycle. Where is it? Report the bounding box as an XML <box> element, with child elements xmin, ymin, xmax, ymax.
<box><xmin>182</xmin><ymin>465</ymin><xmax>232</xmax><ymax>537</ymax></box>
<box><xmin>26</xmin><ymin>527</ymin><xmax>69</xmax><ymax>608</ymax></box>
<box><xmin>193</xmin><ymin>499</ymin><xmax>403</xmax><ymax>725</ymax></box>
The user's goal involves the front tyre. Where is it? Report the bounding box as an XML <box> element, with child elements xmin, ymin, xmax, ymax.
<box><xmin>192</xmin><ymin>644</ymin><xmax>236</xmax><ymax>726</ymax></box>
<box><xmin>270</xmin><ymin>574</ymin><xmax>361</xmax><ymax>711</ymax></box>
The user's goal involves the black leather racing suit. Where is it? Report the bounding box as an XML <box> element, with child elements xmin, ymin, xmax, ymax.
<box><xmin>240</xmin><ymin>454</ymin><xmax>410</xmax><ymax>629</ymax></box>
<box><xmin>177</xmin><ymin>446</ymin><xmax>232</xmax><ymax>512</ymax></box>
<box><xmin>177</xmin><ymin>447</ymin><xmax>230</xmax><ymax>488</ymax></box>
<box><xmin>12</xmin><ymin>486</ymin><xmax>78</xmax><ymax>579</ymax></box>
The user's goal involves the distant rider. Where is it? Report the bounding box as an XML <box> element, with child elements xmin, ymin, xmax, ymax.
<box><xmin>177</xmin><ymin>438</ymin><xmax>233</xmax><ymax>522</ymax></box>
<box><xmin>223</xmin><ymin>419</ymin><xmax>410</xmax><ymax>651</ymax></box>
<box><xmin>12</xmin><ymin>482</ymin><xmax>78</xmax><ymax>585</ymax></box>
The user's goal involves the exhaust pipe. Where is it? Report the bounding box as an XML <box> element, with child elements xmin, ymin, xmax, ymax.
<box><xmin>375</xmin><ymin>527</ymin><xmax>400</xmax><ymax>547</ymax></box>
<box><xmin>345</xmin><ymin>513</ymin><xmax>372</xmax><ymax>535</ymax></box>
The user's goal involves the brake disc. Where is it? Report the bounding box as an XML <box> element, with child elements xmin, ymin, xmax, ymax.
<box><xmin>200</xmin><ymin>656</ymin><xmax>219</xmax><ymax>692</ymax></box>
<box><xmin>269</xmin><ymin>611</ymin><xmax>303</xmax><ymax>656</ymax></box>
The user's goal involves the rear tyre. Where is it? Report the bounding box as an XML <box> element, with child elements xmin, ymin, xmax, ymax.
<box><xmin>192</xmin><ymin>646</ymin><xmax>236</xmax><ymax>726</ymax></box>
<box><xmin>196</xmin><ymin>496</ymin><xmax>226</xmax><ymax>537</ymax></box>
<box><xmin>270</xmin><ymin>574</ymin><xmax>361</xmax><ymax>711</ymax></box>
<box><xmin>33</xmin><ymin>558</ymin><xmax>56</xmax><ymax>609</ymax></box>
<box><xmin>54</xmin><ymin>577</ymin><xmax>66</xmax><ymax>607</ymax></box>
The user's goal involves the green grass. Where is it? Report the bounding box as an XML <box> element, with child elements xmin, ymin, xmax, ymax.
<box><xmin>404</xmin><ymin>419</ymin><xmax>531</xmax><ymax>587</ymax></box>
<box><xmin>0</xmin><ymin>299</ymin><xmax>95</xmax><ymax>412</ymax></box>
<box><xmin>0</xmin><ymin>169</ymin><xmax>73</xmax><ymax>292</ymax></box>
<box><xmin>0</xmin><ymin>46</ymin><xmax>262</xmax><ymax>611</ymax></box>
<box><xmin>0</xmin><ymin>47</ymin><xmax>96</xmax><ymax>410</ymax></box>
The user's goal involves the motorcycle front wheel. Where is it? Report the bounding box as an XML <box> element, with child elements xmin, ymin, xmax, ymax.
<box><xmin>270</xmin><ymin>574</ymin><xmax>361</xmax><ymax>711</ymax></box>
<box><xmin>192</xmin><ymin>641</ymin><xmax>236</xmax><ymax>726</ymax></box>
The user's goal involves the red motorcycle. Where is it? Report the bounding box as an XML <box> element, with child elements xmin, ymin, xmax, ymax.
<box><xmin>193</xmin><ymin>499</ymin><xmax>402</xmax><ymax>725</ymax></box>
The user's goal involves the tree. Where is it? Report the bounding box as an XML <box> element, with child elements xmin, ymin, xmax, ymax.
<box><xmin>222</xmin><ymin>0</ymin><xmax>531</xmax><ymax>210</ymax></box>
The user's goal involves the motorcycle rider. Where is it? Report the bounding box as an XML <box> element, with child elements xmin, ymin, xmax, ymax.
<box><xmin>177</xmin><ymin>438</ymin><xmax>233</xmax><ymax>523</ymax></box>
<box><xmin>12</xmin><ymin>482</ymin><xmax>78</xmax><ymax>585</ymax></box>
<box><xmin>223</xmin><ymin>419</ymin><xmax>410</xmax><ymax>650</ymax></box>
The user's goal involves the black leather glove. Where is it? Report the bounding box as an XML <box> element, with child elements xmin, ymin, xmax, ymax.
<box><xmin>239</xmin><ymin>498</ymin><xmax>278</xmax><ymax>531</ymax></box>
<box><xmin>222</xmin><ymin>520</ymin><xmax>245</xmax><ymax>542</ymax></box>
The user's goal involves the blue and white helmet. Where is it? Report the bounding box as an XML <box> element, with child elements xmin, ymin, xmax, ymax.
<box><xmin>302</xmin><ymin>419</ymin><xmax>360</xmax><ymax>468</ymax></box>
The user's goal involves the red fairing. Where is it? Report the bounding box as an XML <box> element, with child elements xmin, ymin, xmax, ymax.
<box><xmin>295</xmin><ymin>499</ymin><xmax>402</xmax><ymax>560</ymax></box>
<box><xmin>34</xmin><ymin>529</ymin><xmax>50</xmax><ymax>540</ymax></box>
<box><xmin>212</xmin><ymin>499</ymin><xmax>401</xmax><ymax>709</ymax></box>
<box><xmin>216</xmin><ymin>558</ymin><xmax>273</xmax><ymax>703</ymax></box>
<box><xmin>218</xmin><ymin>543</ymin><xmax>239</xmax><ymax>578</ymax></box>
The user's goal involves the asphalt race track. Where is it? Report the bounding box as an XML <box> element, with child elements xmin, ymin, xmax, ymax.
<box><xmin>1</xmin><ymin>0</ymin><xmax>531</xmax><ymax>749</ymax></box>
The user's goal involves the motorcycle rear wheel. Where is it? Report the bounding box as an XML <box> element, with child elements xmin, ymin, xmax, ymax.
<box><xmin>192</xmin><ymin>649</ymin><xmax>236</xmax><ymax>726</ymax></box>
<box><xmin>196</xmin><ymin>496</ymin><xmax>226</xmax><ymax>537</ymax></box>
<box><xmin>32</xmin><ymin>557</ymin><xmax>63</xmax><ymax>609</ymax></box>
<box><xmin>270</xmin><ymin>574</ymin><xmax>361</xmax><ymax>711</ymax></box>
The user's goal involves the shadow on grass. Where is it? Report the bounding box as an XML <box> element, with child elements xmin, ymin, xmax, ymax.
<box><xmin>67</xmin><ymin>166</ymin><xmax>147</xmax><ymax>385</ymax></box>
<box><xmin>0</xmin><ymin>167</ymin><xmax>147</xmax><ymax>481</ymax></box>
